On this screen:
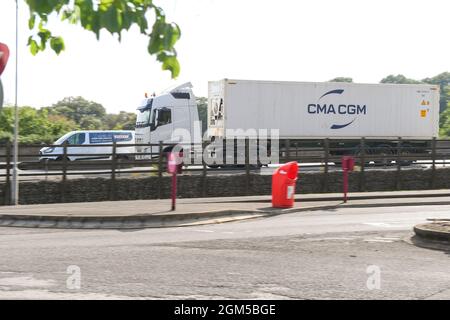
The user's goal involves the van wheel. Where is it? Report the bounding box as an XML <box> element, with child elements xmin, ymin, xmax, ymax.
<box><xmin>56</xmin><ymin>156</ymin><xmax>70</xmax><ymax>162</ymax></box>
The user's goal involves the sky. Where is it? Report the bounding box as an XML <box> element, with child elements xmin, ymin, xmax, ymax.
<box><xmin>0</xmin><ymin>0</ymin><xmax>449</xmax><ymax>114</ymax></box>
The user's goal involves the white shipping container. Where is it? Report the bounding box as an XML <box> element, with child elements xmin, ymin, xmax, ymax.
<box><xmin>207</xmin><ymin>79</ymin><xmax>440</xmax><ymax>139</ymax></box>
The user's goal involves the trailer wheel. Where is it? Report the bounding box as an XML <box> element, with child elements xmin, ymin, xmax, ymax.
<box><xmin>373</xmin><ymin>145</ymin><xmax>394</xmax><ymax>167</ymax></box>
<box><xmin>398</xmin><ymin>144</ymin><xmax>413</xmax><ymax>166</ymax></box>
<box><xmin>354</xmin><ymin>149</ymin><xmax>372</xmax><ymax>167</ymax></box>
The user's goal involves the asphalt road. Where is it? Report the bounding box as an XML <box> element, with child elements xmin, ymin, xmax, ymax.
<box><xmin>0</xmin><ymin>204</ymin><xmax>449</xmax><ymax>299</ymax></box>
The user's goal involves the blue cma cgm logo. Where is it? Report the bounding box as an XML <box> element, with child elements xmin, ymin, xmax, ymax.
<box><xmin>307</xmin><ymin>89</ymin><xmax>367</xmax><ymax>129</ymax></box>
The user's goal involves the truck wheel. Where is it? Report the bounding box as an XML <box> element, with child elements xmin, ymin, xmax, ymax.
<box><xmin>115</xmin><ymin>154</ymin><xmax>130</xmax><ymax>161</ymax></box>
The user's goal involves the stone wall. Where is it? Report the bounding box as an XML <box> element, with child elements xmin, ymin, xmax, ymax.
<box><xmin>1</xmin><ymin>168</ymin><xmax>449</xmax><ymax>205</ymax></box>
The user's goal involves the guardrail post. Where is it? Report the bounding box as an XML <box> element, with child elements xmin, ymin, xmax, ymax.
<box><xmin>202</xmin><ymin>141</ymin><xmax>207</xmax><ymax>197</ymax></box>
<box><xmin>431</xmin><ymin>137</ymin><xmax>437</xmax><ymax>188</ymax></box>
<box><xmin>395</xmin><ymin>137</ymin><xmax>402</xmax><ymax>190</ymax></box>
<box><xmin>222</xmin><ymin>138</ymin><xmax>227</xmax><ymax>166</ymax></box>
<box><xmin>245</xmin><ymin>137</ymin><xmax>250</xmax><ymax>195</ymax></box>
<box><xmin>61</xmin><ymin>142</ymin><xmax>68</xmax><ymax>202</ymax></box>
<box><xmin>359</xmin><ymin>137</ymin><xmax>366</xmax><ymax>192</ymax></box>
<box><xmin>158</xmin><ymin>141</ymin><xmax>163</xmax><ymax>199</ymax></box>
<box><xmin>285</xmin><ymin>139</ymin><xmax>290</xmax><ymax>162</ymax></box>
<box><xmin>190</xmin><ymin>141</ymin><xmax>195</xmax><ymax>167</ymax></box>
<box><xmin>323</xmin><ymin>138</ymin><xmax>329</xmax><ymax>192</ymax></box>
<box><xmin>234</xmin><ymin>137</ymin><xmax>238</xmax><ymax>166</ymax></box>
<box><xmin>5</xmin><ymin>141</ymin><xmax>11</xmax><ymax>205</ymax></box>
<box><xmin>110</xmin><ymin>142</ymin><xmax>117</xmax><ymax>200</ymax></box>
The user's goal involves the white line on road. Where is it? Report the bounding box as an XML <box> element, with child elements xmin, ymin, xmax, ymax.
<box><xmin>373</xmin><ymin>237</ymin><xmax>401</xmax><ymax>241</ymax></box>
<box><xmin>191</xmin><ymin>229</ymin><xmax>215</xmax><ymax>233</ymax></box>
<box><xmin>363</xmin><ymin>222</ymin><xmax>394</xmax><ymax>227</ymax></box>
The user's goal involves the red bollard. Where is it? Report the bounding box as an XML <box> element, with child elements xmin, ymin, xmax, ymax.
<box><xmin>0</xmin><ymin>43</ymin><xmax>10</xmax><ymax>76</ymax></box>
<box><xmin>341</xmin><ymin>156</ymin><xmax>355</xmax><ymax>203</ymax></box>
<box><xmin>272</xmin><ymin>161</ymin><xmax>299</xmax><ymax>208</ymax></box>
<box><xmin>167</xmin><ymin>151</ymin><xmax>183</xmax><ymax>211</ymax></box>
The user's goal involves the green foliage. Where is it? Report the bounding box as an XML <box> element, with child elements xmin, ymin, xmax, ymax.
<box><xmin>422</xmin><ymin>72</ymin><xmax>450</xmax><ymax>113</ymax></box>
<box><xmin>329</xmin><ymin>77</ymin><xmax>353</xmax><ymax>83</ymax></box>
<box><xmin>43</xmin><ymin>96</ymin><xmax>106</xmax><ymax>124</ymax></box>
<box><xmin>0</xmin><ymin>96</ymin><xmax>138</xmax><ymax>144</ymax></box>
<box><xmin>104</xmin><ymin>111</ymin><xmax>136</xmax><ymax>130</ymax></box>
<box><xmin>0</xmin><ymin>105</ymin><xmax>79</xmax><ymax>144</ymax></box>
<box><xmin>439</xmin><ymin>100</ymin><xmax>450</xmax><ymax>137</ymax></box>
<box><xmin>196</xmin><ymin>97</ymin><xmax>208</xmax><ymax>134</ymax></box>
<box><xmin>380</xmin><ymin>74</ymin><xmax>422</xmax><ymax>84</ymax></box>
<box><xmin>380</xmin><ymin>72</ymin><xmax>450</xmax><ymax>114</ymax></box>
<box><xmin>0</xmin><ymin>131</ymin><xmax>13</xmax><ymax>144</ymax></box>
<box><xmin>24</xmin><ymin>0</ymin><xmax>181</xmax><ymax>78</ymax></box>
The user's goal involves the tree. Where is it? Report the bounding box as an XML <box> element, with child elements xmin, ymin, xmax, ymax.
<box><xmin>24</xmin><ymin>0</ymin><xmax>181</xmax><ymax>78</ymax></box>
<box><xmin>380</xmin><ymin>72</ymin><xmax>450</xmax><ymax>114</ymax></box>
<box><xmin>196</xmin><ymin>97</ymin><xmax>208</xmax><ymax>134</ymax></box>
<box><xmin>439</xmin><ymin>97</ymin><xmax>450</xmax><ymax>137</ymax></box>
<box><xmin>329</xmin><ymin>77</ymin><xmax>353</xmax><ymax>83</ymax></box>
<box><xmin>45</xmin><ymin>96</ymin><xmax>106</xmax><ymax>124</ymax></box>
<box><xmin>104</xmin><ymin>111</ymin><xmax>136</xmax><ymax>130</ymax></box>
<box><xmin>422</xmin><ymin>72</ymin><xmax>450</xmax><ymax>113</ymax></box>
<box><xmin>0</xmin><ymin>105</ymin><xmax>79</xmax><ymax>143</ymax></box>
<box><xmin>380</xmin><ymin>74</ymin><xmax>422</xmax><ymax>84</ymax></box>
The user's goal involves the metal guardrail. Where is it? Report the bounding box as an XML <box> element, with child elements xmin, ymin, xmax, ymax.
<box><xmin>1</xmin><ymin>138</ymin><xmax>450</xmax><ymax>204</ymax></box>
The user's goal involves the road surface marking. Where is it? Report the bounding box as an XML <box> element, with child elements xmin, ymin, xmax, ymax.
<box><xmin>364</xmin><ymin>239</ymin><xmax>395</xmax><ymax>243</ymax></box>
<box><xmin>363</xmin><ymin>222</ymin><xmax>393</xmax><ymax>227</ymax></box>
<box><xmin>312</xmin><ymin>237</ymin><xmax>357</xmax><ymax>241</ymax></box>
<box><xmin>191</xmin><ymin>229</ymin><xmax>214</xmax><ymax>233</ymax></box>
<box><xmin>373</xmin><ymin>237</ymin><xmax>400</xmax><ymax>241</ymax></box>
<box><xmin>0</xmin><ymin>276</ymin><xmax>56</xmax><ymax>288</ymax></box>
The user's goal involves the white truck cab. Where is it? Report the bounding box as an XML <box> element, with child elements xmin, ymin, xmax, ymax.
<box><xmin>135</xmin><ymin>82</ymin><xmax>201</xmax><ymax>159</ymax></box>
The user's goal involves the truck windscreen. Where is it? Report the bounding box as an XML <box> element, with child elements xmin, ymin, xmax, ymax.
<box><xmin>136</xmin><ymin>99</ymin><xmax>153</xmax><ymax>128</ymax></box>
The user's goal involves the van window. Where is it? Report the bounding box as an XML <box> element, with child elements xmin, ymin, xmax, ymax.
<box><xmin>89</xmin><ymin>132</ymin><xmax>133</xmax><ymax>144</ymax></box>
<box><xmin>66</xmin><ymin>133</ymin><xmax>85</xmax><ymax>145</ymax></box>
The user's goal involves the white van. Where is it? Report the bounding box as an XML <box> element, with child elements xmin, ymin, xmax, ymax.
<box><xmin>39</xmin><ymin>130</ymin><xmax>135</xmax><ymax>161</ymax></box>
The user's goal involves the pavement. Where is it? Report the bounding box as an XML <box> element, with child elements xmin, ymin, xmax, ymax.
<box><xmin>1</xmin><ymin>189</ymin><xmax>450</xmax><ymax>229</ymax></box>
<box><xmin>413</xmin><ymin>221</ymin><xmax>450</xmax><ymax>247</ymax></box>
<box><xmin>0</xmin><ymin>204</ymin><xmax>449</xmax><ymax>299</ymax></box>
